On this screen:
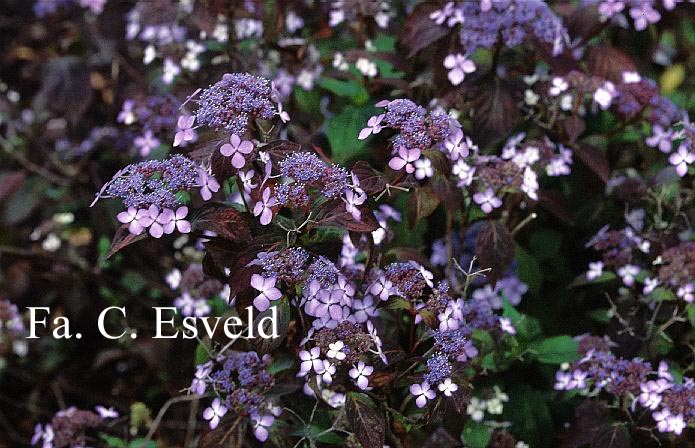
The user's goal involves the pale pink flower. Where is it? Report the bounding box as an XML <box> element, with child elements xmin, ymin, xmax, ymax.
<box><xmin>220</xmin><ymin>134</ymin><xmax>254</xmax><ymax>169</ymax></box>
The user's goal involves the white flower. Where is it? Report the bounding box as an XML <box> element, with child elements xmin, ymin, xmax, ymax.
<box><xmin>202</xmin><ymin>398</ymin><xmax>227</xmax><ymax>429</ymax></box>
<box><xmin>594</xmin><ymin>81</ymin><xmax>616</xmax><ymax>109</ymax></box>
<box><xmin>356</xmin><ymin>58</ymin><xmax>378</xmax><ymax>78</ymax></box>
<box><xmin>549</xmin><ymin>77</ymin><xmax>568</xmax><ymax>96</ymax></box>
<box><xmin>166</xmin><ymin>268</ymin><xmax>181</xmax><ymax>289</ymax></box>
<box><xmin>414</xmin><ymin>158</ymin><xmax>434</xmax><ymax>180</ymax></box>
<box><xmin>162</xmin><ymin>58</ymin><xmax>181</xmax><ymax>84</ymax></box>
<box><xmin>617</xmin><ymin>264</ymin><xmax>640</xmax><ymax>287</ymax></box>
<box><xmin>499</xmin><ymin>317</ymin><xmax>516</xmax><ymax>335</ymax></box>
<box><xmin>466</xmin><ymin>397</ymin><xmax>486</xmax><ymax>421</ymax></box>
<box><xmin>333</xmin><ymin>52</ymin><xmax>349</xmax><ymax>71</ymax></box>
<box><xmin>410</xmin><ymin>381</ymin><xmax>436</xmax><ymax>408</ymax></box>
<box><xmin>443</xmin><ymin>53</ymin><xmax>476</xmax><ymax>85</ymax></box>
<box><xmin>349</xmin><ymin>361</ymin><xmax>374</xmax><ymax>390</ymax></box>
<box><xmin>524</xmin><ymin>89</ymin><xmax>539</xmax><ymax>106</ymax></box>
<box><xmin>668</xmin><ymin>144</ymin><xmax>695</xmax><ymax>177</ymax></box>
<box><xmin>419</xmin><ymin>265</ymin><xmax>434</xmax><ymax>287</ymax></box>
<box><xmin>622</xmin><ymin>71</ymin><xmax>641</xmax><ymax>83</ymax></box>
<box><xmin>327</xmin><ymin>341</ymin><xmax>347</xmax><ymax>361</ymax></box>
<box><xmin>586</xmin><ymin>261</ymin><xmax>604</xmax><ymax>281</ymax></box>
<box><xmin>437</xmin><ymin>378</ymin><xmax>458</xmax><ymax>397</ymax></box>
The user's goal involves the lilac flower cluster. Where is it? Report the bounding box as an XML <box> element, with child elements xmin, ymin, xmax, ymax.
<box><xmin>646</xmin><ymin>120</ymin><xmax>695</xmax><ymax>177</ymax></box>
<box><xmin>167</xmin><ymin>264</ymin><xmax>230</xmax><ymax>317</ymax></box>
<box><xmin>585</xmin><ymin>221</ymin><xmax>695</xmax><ymax>303</ymax></box>
<box><xmin>328</xmin><ymin>0</ymin><xmax>392</xmax><ymax>28</ymax></box>
<box><xmin>431</xmin><ymin>0</ymin><xmax>569</xmax><ymax>56</ymax></box>
<box><xmin>194</xmin><ymin>351</ymin><xmax>278</xmax><ymax>441</ymax></box>
<box><xmin>34</xmin><ymin>0</ymin><xmax>105</xmax><ymax>17</ymax></box>
<box><xmin>104</xmin><ymin>155</ymin><xmax>198</xmax><ymax>210</ymax></box>
<box><xmin>359</xmin><ymin>99</ymin><xmax>456</xmax><ymax>175</ymax></box>
<box><xmin>276</xmin><ymin>152</ymin><xmax>351</xmax><ymax>204</ymax></box>
<box><xmin>298</xmin><ymin>321</ymin><xmax>379</xmax><ymax>395</ymax></box>
<box><xmin>196</xmin><ymin>73</ymin><xmax>278</xmax><ymax>136</ymax></box>
<box><xmin>591</xmin><ymin>0</ymin><xmax>692</xmax><ymax>31</ymax></box>
<box><xmin>97</xmin><ymin>155</ymin><xmax>205</xmax><ymax>237</ymax></box>
<box><xmin>555</xmin><ymin>339</ymin><xmax>694</xmax><ymax>435</ymax></box>
<box><xmin>0</xmin><ymin>299</ymin><xmax>27</xmax><ymax>358</ymax></box>
<box><xmin>539</xmin><ymin>71</ymin><xmax>682</xmax><ymax>128</ymax></box>
<box><xmin>32</xmin><ymin>406</ymin><xmax>118</xmax><ymax>448</ymax></box>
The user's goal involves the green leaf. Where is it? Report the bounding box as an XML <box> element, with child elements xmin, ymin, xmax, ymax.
<box><xmin>529</xmin><ymin>335</ymin><xmax>579</xmax><ymax>364</ymax></box>
<box><xmin>515</xmin><ymin>245</ymin><xmax>542</xmax><ymax>295</ymax></box>
<box><xmin>504</xmin><ymin>385</ymin><xmax>552</xmax><ymax>446</ymax></box>
<box><xmin>319</xmin><ymin>78</ymin><xmax>369</xmax><ymax>104</ymax></box>
<box><xmin>325</xmin><ymin>105</ymin><xmax>375</xmax><ymax>164</ymax></box>
<box><xmin>195</xmin><ymin>342</ymin><xmax>211</xmax><ymax>365</ymax></box>
<box><xmin>268</xmin><ymin>354</ymin><xmax>295</xmax><ymax>374</ymax></box>
<box><xmin>502</xmin><ymin>299</ymin><xmax>542</xmax><ymax>341</ymax></box>
<box><xmin>461</xmin><ymin>421</ymin><xmax>491</xmax><ymax>448</ymax></box>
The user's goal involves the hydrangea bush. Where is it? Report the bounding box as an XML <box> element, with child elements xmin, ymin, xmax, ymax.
<box><xmin>1</xmin><ymin>0</ymin><xmax>695</xmax><ymax>447</ymax></box>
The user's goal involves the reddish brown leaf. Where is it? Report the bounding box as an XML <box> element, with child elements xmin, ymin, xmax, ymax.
<box><xmin>107</xmin><ymin>224</ymin><xmax>147</xmax><ymax>259</ymax></box>
<box><xmin>472</xmin><ymin>78</ymin><xmax>519</xmax><ymax>146</ymax></box>
<box><xmin>561</xmin><ymin>401</ymin><xmax>609</xmax><ymax>448</ymax></box>
<box><xmin>262</xmin><ymin>139</ymin><xmax>303</xmax><ymax>162</ymax></box>
<box><xmin>587</xmin><ymin>46</ymin><xmax>637</xmax><ymax>83</ymax></box>
<box><xmin>563</xmin><ymin>115</ymin><xmax>586</xmax><ymax>143</ymax></box>
<box><xmin>401</xmin><ymin>3</ymin><xmax>450</xmax><ymax>58</ymax></box>
<box><xmin>422</xmin><ymin>150</ymin><xmax>451</xmax><ymax>176</ymax></box>
<box><xmin>538</xmin><ymin>190</ymin><xmax>575</xmax><ymax>225</ymax></box>
<box><xmin>0</xmin><ymin>171</ymin><xmax>26</xmax><ymax>201</ymax></box>
<box><xmin>386</xmin><ymin>247</ymin><xmax>430</xmax><ymax>266</ymax></box>
<box><xmin>346</xmin><ymin>393</ymin><xmax>385</xmax><ymax>448</ymax></box>
<box><xmin>422</xmin><ymin>427</ymin><xmax>458</xmax><ymax>448</ymax></box>
<box><xmin>431</xmin><ymin>174</ymin><xmax>461</xmax><ymax>212</ymax></box>
<box><xmin>574</xmin><ymin>143</ymin><xmax>610</xmax><ymax>183</ymax></box>
<box><xmin>191</xmin><ymin>203</ymin><xmax>252</xmax><ymax>241</ymax></box>
<box><xmin>352</xmin><ymin>160</ymin><xmax>387</xmax><ymax>196</ymax></box>
<box><xmin>316</xmin><ymin>200</ymin><xmax>380</xmax><ymax>233</ymax></box>
<box><xmin>476</xmin><ymin>220</ymin><xmax>515</xmax><ymax>286</ymax></box>
<box><xmin>591</xmin><ymin>424</ymin><xmax>630</xmax><ymax>448</ymax></box>
<box><xmin>407</xmin><ymin>187</ymin><xmax>440</xmax><ymax>229</ymax></box>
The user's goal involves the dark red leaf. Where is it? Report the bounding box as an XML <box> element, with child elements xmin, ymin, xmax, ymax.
<box><xmin>476</xmin><ymin>220</ymin><xmax>515</xmax><ymax>286</ymax></box>
<box><xmin>346</xmin><ymin>393</ymin><xmax>385</xmax><ymax>448</ymax></box>
<box><xmin>407</xmin><ymin>187</ymin><xmax>440</xmax><ymax>229</ymax></box>
<box><xmin>401</xmin><ymin>3</ymin><xmax>450</xmax><ymax>58</ymax></box>
<box><xmin>565</xmin><ymin>4</ymin><xmax>604</xmax><ymax>43</ymax></box>
<box><xmin>538</xmin><ymin>190</ymin><xmax>575</xmax><ymax>225</ymax></box>
<box><xmin>386</xmin><ymin>247</ymin><xmax>431</xmax><ymax>266</ymax></box>
<box><xmin>191</xmin><ymin>203</ymin><xmax>252</xmax><ymax>241</ymax></box>
<box><xmin>262</xmin><ymin>139</ymin><xmax>303</xmax><ymax>163</ymax></box>
<box><xmin>422</xmin><ymin>427</ymin><xmax>458</xmax><ymax>448</ymax></box>
<box><xmin>563</xmin><ymin>115</ymin><xmax>586</xmax><ymax>143</ymax></box>
<box><xmin>316</xmin><ymin>200</ymin><xmax>380</xmax><ymax>232</ymax></box>
<box><xmin>352</xmin><ymin>160</ymin><xmax>387</xmax><ymax>196</ymax></box>
<box><xmin>0</xmin><ymin>171</ymin><xmax>26</xmax><ymax>202</ymax></box>
<box><xmin>422</xmin><ymin>150</ymin><xmax>452</xmax><ymax>176</ymax></box>
<box><xmin>574</xmin><ymin>143</ymin><xmax>610</xmax><ymax>183</ymax></box>
<box><xmin>472</xmin><ymin>78</ymin><xmax>519</xmax><ymax>146</ymax></box>
<box><xmin>431</xmin><ymin>174</ymin><xmax>461</xmax><ymax>212</ymax></box>
<box><xmin>560</xmin><ymin>401</ymin><xmax>610</xmax><ymax>448</ymax></box>
<box><xmin>591</xmin><ymin>423</ymin><xmax>630</xmax><ymax>448</ymax></box>
<box><xmin>587</xmin><ymin>46</ymin><xmax>637</xmax><ymax>83</ymax></box>
<box><xmin>107</xmin><ymin>224</ymin><xmax>147</xmax><ymax>259</ymax></box>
